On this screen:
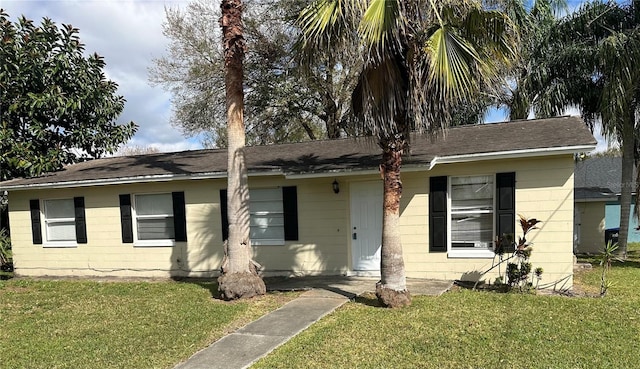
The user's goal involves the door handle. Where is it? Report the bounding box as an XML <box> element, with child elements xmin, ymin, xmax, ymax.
<box><xmin>352</xmin><ymin>226</ymin><xmax>357</xmax><ymax>240</ymax></box>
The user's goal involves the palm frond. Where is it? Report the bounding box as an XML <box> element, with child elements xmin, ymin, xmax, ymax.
<box><xmin>359</xmin><ymin>0</ymin><xmax>402</xmax><ymax>56</ymax></box>
<box><xmin>598</xmin><ymin>28</ymin><xmax>640</xmax><ymax>136</ymax></box>
<box><xmin>295</xmin><ymin>0</ymin><xmax>358</xmax><ymax>64</ymax></box>
<box><xmin>296</xmin><ymin>0</ymin><xmax>518</xmax><ymax>144</ymax></box>
<box><xmin>425</xmin><ymin>26</ymin><xmax>481</xmax><ymax>99</ymax></box>
<box><xmin>423</xmin><ymin>6</ymin><xmax>516</xmax><ymax>102</ymax></box>
<box><xmin>297</xmin><ymin>0</ymin><xmax>346</xmax><ymax>41</ymax></box>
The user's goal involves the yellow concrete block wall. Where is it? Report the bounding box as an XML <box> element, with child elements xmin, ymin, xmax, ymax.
<box><xmin>8</xmin><ymin>176</ymin><xmax>352</xmax><ymax>278</ymax></box>
<box><xmin>248</xmin><ymin>177</ymin><xmax>349</xmax><ymax>276</ymax></box>
<box><xmin>7</xmin><ymin>154</ymin><xmax>576</xmax><ymax>288</ymax></box>
<box><xmin>397</xmin><ymin>155</ymin><xmax>575</xmax><ymax>288</ymax></box>
<box><xmin>8</xmin><ymin>181</ymin><xmax>226</xmax><ymax>278</ymax></box>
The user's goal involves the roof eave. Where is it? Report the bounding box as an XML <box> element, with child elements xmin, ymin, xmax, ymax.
<box><xmin>428</xmin><ymin>145</ymin><xmax>596</xmax><ymax>170</ymax></box>
<box><xmin>1</xmin><ymin>144</ymin><xmax>597</xmax><ymax>191</ymax></box>
<box><xmin>575</xmin><ymin>197</ymin><xmax>618</xmax><ymax>202</ymax></box>
<box><xmin>0</xmin><ymin>170</ymin><xmax>284</xmax><ymax>191</ymax></box>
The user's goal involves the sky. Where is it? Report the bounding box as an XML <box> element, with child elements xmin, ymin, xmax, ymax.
<box><xmin>1</xmin><ymin>0</ymin><xmax>608</xmax><ymax>154</ymax></box>
<box><xmin>1</xmin><ymin>0</ymin><xmax>200</xmax><ymax>153</ymax></box>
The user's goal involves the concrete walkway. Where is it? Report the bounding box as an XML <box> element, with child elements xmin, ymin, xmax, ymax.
<box><xmin>174</xmin><ymin>277</ymin><xmax>453</xmax><ymax>369</ymax></box>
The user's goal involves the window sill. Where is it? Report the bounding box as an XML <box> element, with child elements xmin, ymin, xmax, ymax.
<box><xmin>447</xmin><ymin>249</ymin><xmax>495</xmax><ymax>259</ymax></box>
<box><xmin>43</xmin><ymin>241</ymin><xmax>78</xmax><ymax>248</ymax></box>
<box><xmin>252</xmin><ymin>240</ymin><xmax>285</xmax><ymax>246</ymax></box>
<box><xmin>134</xmin><ymin>240</ymin><xmax>176</xmax><ymax>247</ymax></box>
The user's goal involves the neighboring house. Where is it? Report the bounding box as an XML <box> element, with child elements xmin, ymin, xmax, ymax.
<box><xmin>574</xmin><ymin>156</ymin><xmax>639</xmax><ymax>254</ymax></box>
<box><xmin>0</xmin><ymin>117</ymin><xmax>595</xmax><ymax>288</ymax></box>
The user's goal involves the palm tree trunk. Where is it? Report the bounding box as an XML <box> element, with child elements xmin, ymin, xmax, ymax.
<box><xmin>618</xmin><ymin>116</ymin><xmax>635</xmax><ymax>258</ymax></box>
<box><xmin>375</xmin><ymin>142</ymin><xmax>411</xmax><ymax>308</ymax></box>
<box><xmin>218</xmin><ymin>0</ymin><xmax>265</xmax><ymax>299</ymax></box>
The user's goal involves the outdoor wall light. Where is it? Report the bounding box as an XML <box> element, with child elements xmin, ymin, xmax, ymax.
<box><xmin>332</xmin><ymin>179</ymin><xmax>340</xmax><ymax>194</ymax></box>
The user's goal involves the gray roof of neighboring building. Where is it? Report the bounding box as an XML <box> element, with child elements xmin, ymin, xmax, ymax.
<box><xmin>0</xmin><ymin>116</ymin><xmax>596</xmax><ymax>190</ymax></box>
<box><xmin>574</xmin><ymin>156</ymin><xmax>638</xmax><ymax>200</ymax></box>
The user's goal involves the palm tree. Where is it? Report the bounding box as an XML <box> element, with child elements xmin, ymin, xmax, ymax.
<box><xmin>297</xmin><ymin>0</ymin><xmax>517</xmax><ymax>307</ymax></box>
<box><xmin>218</xmin><ymin>0</ymin><xmax>266</xmax><ymax>299</ymax></box>
<box><xmin>533</xmin><ymin>1</ymin><xmax>640</xmax><ymax>257</ymax></box>
<box><xmin>494</xmin><ymin>0</ymin><xmax>566</xmax><ymax>120</ymax></box>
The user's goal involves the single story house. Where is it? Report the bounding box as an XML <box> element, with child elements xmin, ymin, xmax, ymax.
<box><xmin>0</xmin><ymin>116</ymin><xmax>596</xmax><ymax>288</ymax></box>
<box><xmin>574</xmin><ymin>156</ymin><xmax>639</xmax><ymax>254</ymax></box>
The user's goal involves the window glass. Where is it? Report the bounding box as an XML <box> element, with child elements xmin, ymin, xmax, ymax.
<box><xmin>138</xmin><ymin>218</ymin><xmax>175</xmax><ymax>240</ymax></box>
<box><xmin>135</xmin><ymin>194</ymin><xmax>174</xmax><ymax>241</ymax></box>
<box><xmin>44</xmin><ymin>199</ymin><xmax>76</xmax><ymax>242</ymax></box>
<box><xmin>451</xmin><ymin>176</ymin><xmax>494</xmax><ymax>249</ymax></box>
<box><xmin>45</xmin><ymin>199</ymin><xmax>75</xmax><ymax>219</ymax></box>
<box><xmin>249</xmin><ymin>188</ymin><xmax>284</xmax><ymax>245</ymax></box>
<box><xmin>136</xmin><ymin>194</ymin><xmax>173</xmax><ymax>216</ymax></box>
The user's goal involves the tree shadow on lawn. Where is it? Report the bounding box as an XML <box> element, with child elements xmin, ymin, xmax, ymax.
<box><xmin>171</xmin><ymin>277</ymin><xmax>223</xmax><ymax>299</ymax></box>
<box><xmin>171</xmin><ymin>277</ymin><xmax>301</xmax><ymax>302</ymax></box>
<box><xmin>578</xmin><ymin>253</ymin><xmax>640</xmax><ymax>268</ymax></box>
<box><xmin>612</xmin><ymin>259</ymin><xmax>640</xmax><ymax>269</ymax></box>
<box><xmin>452</xmin><ymin>279</ymin><xmax>511</xmax><ymax>293</ymax></box>
<box><xmin>354</xmin><ymin>292</ymin><xmax>384</xmax><ymax>307</ymax></box>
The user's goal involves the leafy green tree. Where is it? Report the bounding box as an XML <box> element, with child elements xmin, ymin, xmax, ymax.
<box><xmin>0</xmin><ymin>11</ymin><xmax>137</xmax><ymax>181</ymax></box>
<box><xmin>533</xmin><ymin>1</ymin><xmax>639</xmax><ymax>257</ymax></box>
<box><xmin>150</xmin><ymin>0</ymin><xmax>359</xmax><ymax>147</ymax></box>
<box><xmin>298</xmin><ymin>0</ymin><xmax>517</xmax><ymax>307</ymax></box>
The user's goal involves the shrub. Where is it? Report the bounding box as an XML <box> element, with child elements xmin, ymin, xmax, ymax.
<box><xmin>0</xmin><ymin>228</ymin><xmax>12</xmax><ymax>272</ymax></box>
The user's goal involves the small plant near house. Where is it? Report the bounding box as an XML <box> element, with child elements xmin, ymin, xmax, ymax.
<box><xmin>473</xmin><ymin>215</ymin><xmax>543</xmax><ymax>292</ymax></box>
<box><xmin>599</xmin><ymin>240</ymin><xmax>619</xmax><ymax>296</ymax></box>
<box><xmin>0</xmin><ymin>228</ymin><xmax>12</xmax><ymax>274</ymax></box>
<box><xmin>505</xmin><ymin>216</ymin><xmax>542</xmax><ymax>291</ymax></box>
<box><xmin>534</xmin><ymin>267</ymin><xmax>544</xmax><ymax>289</ymax></box>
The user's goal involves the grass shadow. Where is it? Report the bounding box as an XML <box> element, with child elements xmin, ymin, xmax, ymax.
<box><xmin>171</xmin><ymin>277</ymin><xmax>222</xmax><ymax>299</ymax></box>
<box><xmin>354</xmin><ymin>293</ymin><xmax>383</xmax><ymax>307</ymax></box>
<box><xmin>454</xmin><ymin>280</ymin><xmax>511</xmax><ymax>293</ymax></box>
<box><xmin>611</xmin><ymin>260</ymin><xmax>640</xmax><ymax>269</ymax></box>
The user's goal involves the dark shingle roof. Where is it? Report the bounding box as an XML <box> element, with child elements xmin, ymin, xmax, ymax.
<box><xmin>0</xmin><ymin>116</ymin><xmax>596</xmax><ymax>189</ymax></box>
<box><xmin>574</xmin><ymin>156</ymin><xmax>637</xmax><ymax>200</ymax></box>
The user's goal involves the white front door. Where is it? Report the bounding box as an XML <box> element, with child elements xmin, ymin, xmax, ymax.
<box><xmin>350</xmin><ymin>181</ymin><xmax>383</xmax><ymax>271</ymax></box>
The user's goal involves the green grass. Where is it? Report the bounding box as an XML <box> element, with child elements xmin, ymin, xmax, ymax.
<box><xmin>0</xmin><ymin>279</ymin><xmax>297</xmax><ymax>369</ymax></box>
<box><xmin>3</xmin><ymin>244</ymin><xmax>638</xmax><ymax>369</ymax></box>
<box><xmin>254</xmin><ymin>244</ymin><xmax>640</xmax><ymax>369</ymax></box>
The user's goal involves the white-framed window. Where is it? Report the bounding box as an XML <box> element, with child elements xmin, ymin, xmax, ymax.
<box><xmin>448</xmin><ymin>175</ymin><xmax>495</xmax><ymax>258</ymax></box>
<box><xmin>43</xmin><ymin>198</ymin><xmax>77</xmax><ymax>247</ymax></box>
<box><xmin>250</xmin><ymin>188</ymin><xmax>285</xmax><ymax>246</ymax></box>
<box><xmin>133</xmin><ymin>193</ymin><xmax>175</xmax><ymax>246</ymax></box>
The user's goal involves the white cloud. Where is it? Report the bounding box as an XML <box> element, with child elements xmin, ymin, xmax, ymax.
<box><xmin>1</xmin><ymin>0</ymin><xmax>199</xmax><ymax>153</ymax></box>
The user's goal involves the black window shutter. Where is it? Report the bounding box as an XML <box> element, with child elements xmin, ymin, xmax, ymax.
<box><xmin>30</xmin><ymin>199</ymin><xmax>42</xmax><ymax>245</ymax></box>
<box><xmin>496</xmin><ymin>172</ymin><xmax>516</xmax><ymax>252</ymax></box>
<box><xmin>429</xmin><ymin>176</ymin><xmax>447</xmax><ymax>252</ymax></box>
<box><xmin>282</xmin><ymin>186</ymin><xmax>298</xmax><ymax>241</ymax></box>
<box><xmin>119</xmin><ymin>194</ymin><xmax>134</xmax><ymax>243</ymax></box>
<box><xmin>172</xmin><ymin>192</ymin><xmax>187</xmax><ymax>242</ymax></box>
<box><xmin>74</xmin><ymin>197</ymin><xmax>87</xmax><ymax>244</ymax></box>
<box><xmin>220</xmin><ymin>189</ymin><xmax>228</xmax><ymax>242</ymax></box>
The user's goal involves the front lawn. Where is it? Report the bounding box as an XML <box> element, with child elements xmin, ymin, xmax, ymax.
<box><xmin>254</xmin><ymin>244</ymin><xmax>640</xmax><ymax>369</ymax></box>
<box><xmin>0</xmin><ymin>279</ymin><xmax>297</xmax><ymax>369</ymax></box>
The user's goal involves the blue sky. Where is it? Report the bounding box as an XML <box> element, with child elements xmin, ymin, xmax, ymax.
<box><xmin>1</xmin><ymin>0</ymin><xmax>607</xmax><ymax>153</ymax></box>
